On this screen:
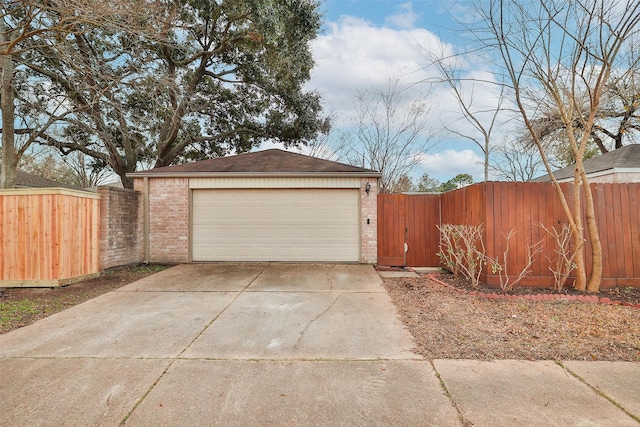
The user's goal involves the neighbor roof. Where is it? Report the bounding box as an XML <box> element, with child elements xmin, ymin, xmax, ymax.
<box><xmin>0</xmin><ymin>168</ymin><xmax>80</xmax><ymax>190</ymax></box>
<box><xmin>128</xmin><ymin>149</ymin><xmax>381</xmax><ymax>177</ymax></box>
<box><xmin>532</xmin><ymin>144</ymin><xmax>640</xmax><ymax>182</ymax></box>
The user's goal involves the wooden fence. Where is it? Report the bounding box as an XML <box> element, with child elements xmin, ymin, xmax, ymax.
<box><xmin>378</xmin><ymin>182</ymin><xmax>640</xmax><ymax>288</ymax></box>
<box><xmin>0</xmin><ymin>188</ymin><xmax>101</xmax><ymax>287</ymax></box>
<box><xmin>377</xmin><ymin>194</ymin><xmax>440</xmax><ymax>266</ymax></box>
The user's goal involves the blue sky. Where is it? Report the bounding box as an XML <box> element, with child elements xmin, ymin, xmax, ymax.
<box><xmin>320</xmin><ymin>0</ymin><xmax>467</xmax><ymax>37</ymax></box>
<box><xmin>264</xmin><ymin>0</ymin><xmax>511</xmax><ymax>183</ymax></box>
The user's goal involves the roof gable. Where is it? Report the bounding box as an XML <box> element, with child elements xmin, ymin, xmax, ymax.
<box><xmin>532</xmin><ymin>144</ymin><xmax>640</xmax><ymax>182</ymax></box>
<box><xmin>129</xmin><ymin>149</ymin><xmax>380</xmax><ymax>176</ymax></box>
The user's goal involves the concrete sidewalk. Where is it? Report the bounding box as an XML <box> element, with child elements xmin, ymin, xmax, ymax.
<box><xmin>0</xmin><ymin>264</ymin><xmax>638</xmax><ymax>426</ymax></box>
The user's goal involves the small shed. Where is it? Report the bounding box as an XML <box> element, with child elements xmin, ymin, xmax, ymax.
<box><xmin>128</xmin><ymin>149</ymin><xmax>381</xmax><ymax>264</ymax></box>
<box><xmin>532</xmin><ymin>144</ymin><xmax>640</xmax><ymax>183</ymax></box>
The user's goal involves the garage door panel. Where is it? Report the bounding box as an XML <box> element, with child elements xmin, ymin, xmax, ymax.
<box><xmin>192</xmin><ymin>189</ymin><xmax>359</xmax><ymax>262</ymax></box>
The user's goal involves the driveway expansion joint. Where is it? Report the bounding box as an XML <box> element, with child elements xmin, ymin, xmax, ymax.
<box><xmin>557</xmin><ymin>361</ymin><xmax>640</xmax><ymax>423</ymax></box>
<box><xmin>175</xmin><ymin>265</ymin><xmax>269</xmax><ymax>358</ymax></box>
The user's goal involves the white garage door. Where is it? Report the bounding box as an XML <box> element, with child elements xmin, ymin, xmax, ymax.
<box><xmin>192</xmin><ymin>189</ymin><xmax>360</xmax><ymax>262</ymax></box>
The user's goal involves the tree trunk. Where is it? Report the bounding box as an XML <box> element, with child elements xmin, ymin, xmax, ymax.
<box><xmin>484</xmin><ymin>139</ymin><xmax>489</xmax><ymax>182</ymax></box>
<box><xmin>581</xmin><ymin>172</ymin><xmax>603</xmax><ymax>292</ymax></box>
<box><xmin>571</xmin><ymin>173</ymin><xmax>587</xmax><ymax>291</ymax></box>
<box><xmin>0</xmin><ymin>19</ymin><xmax>17</xmax><ymax>189</ymax></box>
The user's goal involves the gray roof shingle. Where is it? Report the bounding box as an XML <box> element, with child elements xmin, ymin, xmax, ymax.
<box><xmin>532</xmin><ymin>144</ymin><xmax>640</xmax><ymax>182</ymax></box>
<box><xmin>0</xmin><ymin>168</ymin><xmax>81</xmax><ymax>189</ymax></box>
<box><xmin>129</xmin><ymin>149</ymin><xmax>380</xmax><ymax>176</ymax></box>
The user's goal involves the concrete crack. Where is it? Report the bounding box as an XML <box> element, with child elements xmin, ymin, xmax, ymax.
<box><xmin>293</xmin><ymin>293</ymin><xmax>342</xmax><ymax>350</ymax></box>
<box><xmin>325</xmin><ymin>264</ymin><xmax>335</xmax><ymax>293</ymax></box>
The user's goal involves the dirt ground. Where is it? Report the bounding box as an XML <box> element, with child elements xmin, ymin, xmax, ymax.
<box><xmin>383</xmin><ymin>274</ymin><xmax>640</xmax><ymax>361</ymax></box>
<box><xmin>0</xmin><ymin>264</ymin><xmax>167</xmax><ymax>334</ymax></box>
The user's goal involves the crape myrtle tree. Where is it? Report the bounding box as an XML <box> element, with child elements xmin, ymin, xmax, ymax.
<box><xmin>0</xmin><ymin>0</ymin><xmax>165</xmax><ymax>188</ymax></box>
<box><xmin>21</xmin><ymin>0</ymin><xmax>329</xmax><ymax>188</ymax></box>
<box><xmin>475</xmin><ymin>0</ymin><xmax>640</xmax><ymax>291</ymax></box>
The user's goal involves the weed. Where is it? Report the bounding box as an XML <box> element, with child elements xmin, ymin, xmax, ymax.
<box><xmin>131</xmin><ymin>264</ymin><xmax>168</xmax><ymax>273</ymax></box>
<box><xmin>0</xmin><ymin>300</ymin><xmax>41</xmax><ymax>324</ymax></box>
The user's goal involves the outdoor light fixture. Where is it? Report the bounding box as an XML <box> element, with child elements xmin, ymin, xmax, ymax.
<box><xmin>365</xmin><ymin>182</ymin><xmax>371</xmax><ymax>195</ymax></box>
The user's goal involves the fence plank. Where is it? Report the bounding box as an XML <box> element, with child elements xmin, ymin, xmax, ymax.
<box><xmin>0</xmin><ymin>189</ymin><xmax>100</xmax><ymax>286</ymax></box>
<box><xmin>620</xmin><ymin>185</ymin><xmax>633</xmax><ymax>279</ymax></box>
<box><xmin>378</xmin><ymin>181</ymin><xmax>640</xmax><ymax>288</ymax></box>
<box><xmin>406</xmin><ymin>194</ymin><xmax>440</xmax><ymax>266</ymax></box>
<box><xmin>377</xmin><ymin>194</ymin><xmax>406</xmax><ymax>266</ymax></box>
<box><xmin>631</xmin><ymin>185</ymin><xmax>640</xmax><ymax>277</ymax></box>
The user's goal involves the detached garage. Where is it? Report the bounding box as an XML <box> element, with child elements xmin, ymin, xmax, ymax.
<box><xmin>128</xmin><ymin>149</ymin><xmax>380</xmax><ymax>264</ymax></box>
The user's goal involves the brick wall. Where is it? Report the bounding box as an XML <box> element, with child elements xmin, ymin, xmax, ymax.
<box><xmin>139</xmin><ymin>177</ymin><xmax>190</xmax><ymax>263</ymax></box>
<box><xmin>97</xmin><ymin>186</ymin><xmax>143</xmax><ymax>269</ymax></box>
<box><xmin>132</xmin><ymin>176</ymin><xmax>379</xmax><ymax>264</ymax></box>
<box><xmin>360</xmin><ymin>178</ymin><xmax>378</xmax><ymax>264</ymax></box>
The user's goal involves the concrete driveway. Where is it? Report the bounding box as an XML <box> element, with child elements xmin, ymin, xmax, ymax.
<box><xmin>0</xmin><ymin>264</ymin><xmax>459</xmax><ymax>426</ymax></box>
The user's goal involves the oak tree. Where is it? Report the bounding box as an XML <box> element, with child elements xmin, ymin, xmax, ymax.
<box><xmin>22</xmin><ymin>0</ymin><xmax>328</xmax><ymax>188</ymax></box>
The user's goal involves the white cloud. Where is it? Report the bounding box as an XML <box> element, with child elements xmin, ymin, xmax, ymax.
<box><xmin>258</xmin><ymin>140</ymin><xmax>339</xmax><ymax>161</ymax></box>
<box><xmin>436</xmin><ymin>0</ymin><xmax>479</xmax><ymax>25</ymax></box>
<box><xmin>417</xmin><ymin>149</ymin><xmax>485</xmax><ymax>181</ymax></box>
<box><xmin>386</xmin><ymin>2</ymin><xmax>419</xmax><ymax>29</ymax></box>
<box><xmin>308</xmin><ymin>16</ymin><xmax>452</xmax><ymax>123</ymax></box>
<box><xmin>298</xmin><ymin>11</ymin><xmax>514</xmax><ymax>180</ymax></box>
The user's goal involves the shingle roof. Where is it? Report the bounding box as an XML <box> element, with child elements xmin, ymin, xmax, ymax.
<box><xmin>1</xmin><ymin>169</ymin><xmax>80</xmax><ymax>189</ymax></box>
<box><xmin>531</xmin><ymin>144</ymin><xmax>640</xmax><ymax>182</ymax></box>
<box><xmin>128</xmin><ymin>149</ymin><xmax>381</xmax><ymax>176</ymax></box>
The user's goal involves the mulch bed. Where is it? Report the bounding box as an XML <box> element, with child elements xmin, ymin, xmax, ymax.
<box><xmin>382</xmin><ymin>274</ymin><xmax>640</xmax><ymax>361</ymax></box>
<box><xmin>430</xmin><ymin>272</ymin><xmax>640</xmax><ymax>308</ymax></box>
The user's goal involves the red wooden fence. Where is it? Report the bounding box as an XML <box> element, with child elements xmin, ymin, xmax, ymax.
<box><xmin>377</xmin><ymin>194</ymin><xmax>440</xmax><ymax>267</ymax></box>
<box><xmin>378</xmin><ymin>182</ymin><xmax>640</xmax><ymax>288</ymax></box>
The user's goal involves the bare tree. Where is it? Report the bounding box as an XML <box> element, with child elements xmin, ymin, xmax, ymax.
<box><xmin>17</xmin><ymin>148</ymin><xmax>111</xmax><ymax>187</ymax></box>
<box><xmin>475</xmin><ymin>0</ymin><xmax>640</xmax><ymax>291</ymax></box>
<box><xmin>62</xmin><ymin>152</ymin><xmax>112</xmax><ymax>188</ymax></box>
<box><xmin>490</xmin><ymin>138</ymin><xmax>544</xmax><ymax>181</ymax></box>
<box><xmin>426</xmin><ymin>50</ymin><xmax>508</xmax><ymax>181</ymax></box>
<box><xmin>338</xmin><ymin>78</ymin><xmax>432</xmax><ymax>193</ymax></box>
<box><xmin>18</xmin><ymin>150</ymin><xmax>75</xmax><ymax>185</ymax></box>
<box><xmin>0</xmin><ymin>15</ymin><xmax>16</xmax><ymax>187</ymax></box>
